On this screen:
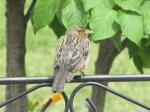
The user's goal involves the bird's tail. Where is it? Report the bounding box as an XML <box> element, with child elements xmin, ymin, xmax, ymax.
<box><xmin>41</xmin><ymin>69</ymin><xmax>68</xmax><ymax>110</ymax></box>
<box><xmin>52</xmin><ymin>68</ymin><xmax>68</xmax><ymax>93</ymax></box>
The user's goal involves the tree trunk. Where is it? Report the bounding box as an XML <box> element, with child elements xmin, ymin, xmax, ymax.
<box><xmin>5</xmin><ymin>0</ymin><xmax>27</xmax><ymax>112</ymax></box>
<box><xmin>90</xmin><ymin>39</ymin><xmax>119</xmax><ymax>112</ymax></box>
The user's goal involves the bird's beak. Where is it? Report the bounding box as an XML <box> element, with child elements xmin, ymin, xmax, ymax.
<box><xmin>86</xmin><ymin>29</ymin><xmax>94</xmax><ymax>34</ymax></box>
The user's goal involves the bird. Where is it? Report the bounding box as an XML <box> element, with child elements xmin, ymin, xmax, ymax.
<box><xmin>52</xmin><ymin>26</ymin><xmax>93</xmax><ymax>93</ymax></box>
<box><xmin>41</xmin><ymin>26</ymin><xmax>92</xmax><ymax>109</ymax></box>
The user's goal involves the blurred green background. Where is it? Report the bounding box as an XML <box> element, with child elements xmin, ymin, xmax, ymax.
<box><xmin>0</xmin><ymin>0</ymin><xmax>150</xmax><ymax>112</ymax></box>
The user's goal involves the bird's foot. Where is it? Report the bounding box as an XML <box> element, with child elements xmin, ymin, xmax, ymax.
<box><xmin>80</xmin><ymin>72</ymin><xmax>86</xmax><ymax>79</ymax></box>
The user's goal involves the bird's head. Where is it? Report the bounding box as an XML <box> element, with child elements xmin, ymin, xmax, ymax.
<box><xmin>74</xmin><ymin>26</ymin><xmax>93</xmax><ymax>38</ymax></box>
<box><xmin>66</xmin><ymin>26</ymin><xmax>93</xmax><ymax>39</ymax></box>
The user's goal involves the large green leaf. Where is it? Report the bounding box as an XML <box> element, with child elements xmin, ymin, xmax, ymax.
<box><xmin>61</xmin><ymin>0</ymin><xmax>89</xmax><ymax>28</ymax></box>
<box><xmin>126</xmin><ymin>39</ymin><xmax>143</xmax><ymax>73</ymax></box>
<box><xmin>56</xmin><ymin>0</ymin><xmax>66</xmax><ymax>22</ymax></box>
<box><xmin>50</xmin><ymin>16</ymin><xmax>66</xmax><ymax>38</ymax></box>
<box><xmin>139</xmin><ymin>38</ymin><xmax>150</xmax><ymax>68</ymax></box>
<box><xmin>134</xmin><ymin>45</ymin><xmax>150</xmax><ymax>72</ymax></box>
<box><xmin>90</xmin><ymin>5</ymin><xmax>119</xmax><ymax>41</ymax></box>
<box><xmin>141</xmin><ymin>0</ymin><xmax>150</xmax><ymax>36</ymax></box>
<box><xmin>100</xmin><ymin>0</ymin><xmax>115</xmax><ymax>9</ymax></box>
<box><xmin>126</xmin><ymin>38</ymin><xmax>150</xmax><ymax>73</ymax></box>
<box><xmin>139</xmin><ymin>49</ymin><xmax>150</xmax><ymax>68</ymax></box>
<box><xmin>32</xmin><ymin>0</ymin><xmax>59</xmax><ymax>33</ymax></box>
<box><xmin>111</xmin><ymin>32</ymin><xmax>122</xmax><ymax>51</ymax></box>
<box><xmin>117</xmin><ymin>11</ymin><xmax>144</xmax><ymax>44</ymax></box>
<box><xmin>81</xmin><ymin>0</ymin><xmax>99</xmax><ymax>12</ymax></box>
<box><xmin>126</xmin><ymin>39</ymin><xmax>139</xmax><ymax>58</ymax></box>
<box><xmin>133</xmin><ymin>55</ymin><xmax>144</xmax><ymax>73</ymax></box>
<box><xmin>81</xmin><ymin>0</ymin><xmax>115</xmax><ymax>12</ymax></box>
<box><xmin>114</xmin><ymin>0</ymin><xmax>143</xmax><ymax>13</ymax></box>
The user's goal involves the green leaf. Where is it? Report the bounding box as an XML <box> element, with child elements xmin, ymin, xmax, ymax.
<box><xmin>126</xmin><ymin>39</ymin><xmax>143</xmax><ymax>73</ymax></box>
<box><xmin>50</xmin><ymin>16</ymin><xmax>66</xmax><ymax>38</ymax></box>
<box><xmin>133</xmin><ymin>55</ymin><xmax>144</xmax><ymax>73</ymax></box>
<box><xmin>101</xmin><ymin>0</ymin><xmax>115</xmax><ymax>9</ymax></box>
<box><xmin>81</xmin><ymin>0</ymin><xmax>99</xmax><ymax>12</ymax></box>
<box><xmin>32</xmin><ymin>0</ymin><xmax>59</xmax><ymax>33</ymax></box>
<box><xmin>141</xmin><ymin>0</ymin><xmax>150</xmax><ymax>36</ymax></box>
<box><xmin>114</xmin><ymin>0</ymin><xmax>143</xmax><ymax>13</ymax></box>
<box><xmin>139</xmin><ymin>38</ymin><xmax>150</xmax><ymax>68</ymax></box>
<box><xmin>141</xmin><ymin>38</ymin><xmax>150</xmax><ymax>48</ymax></box>
<box><xmin>61</xmin><ymin>0</ymin><xmax>89</xmax><ymax>28</ymax></box>
<box><xmin>81</xmin><ymin>0</ymin><xmax>115</xmax><ymax>12</ymax></box>
<box><xmin>126</xmin><ymin>38</ymin><xmax>150</xmax><ymax>72</ymax></box>
<box><xmin>117</xmin><ymin>11</ymin><xmax>144</xmax><ymax>44</ymax></box>
<box><xmin>126</xmin><ymin>39</ymin><xmax>139</xmax><ymax>58</ymax></box>
<box><xmin>28</xmin><ymin>100</ymin><xmax>38</xmax><ymax>111</ymax></box>
<box><xmin>56</xmin><ymin>0</ymin><xmax>66</xmax><ymax>22</ymax></box>
<box><xmin>90</xmin><ymin>5</ymin><xmax>119</xmax><ymax>41</ymax></box>
<box><xmin>111</xmin><ymin>32</ymin><xmax>122</xmax><ymax>51</ymax></box>
<box><xmin>139</xmin><ymin>48</ymin><xmax>150</xmax><ymax>68</ymax></box>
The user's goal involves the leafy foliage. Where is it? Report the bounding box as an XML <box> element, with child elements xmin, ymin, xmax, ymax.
<box><xmin>31</xmin><ymin>0</ymin><xmax>150</xmax><ymax>72</ymax></box>
<box><xmin>90</xmin><ymin>5</ymin><xmax>118</xmax><ymax>40</ymax></box>
<box><xmin>126</xmin><ymin>38</ymin><xmax>150</xmax><ymax>73</ymax></box>
<box><xmin>114</xmin><ymin>0</ymin><xmax>143</xmax><ymax>13</ymax></box>
<box><xmin>141</xmin><ymin>0</ymin><xmax>150</xmax><ymax>36</ymax></box>
<box><xmin>61</xmin><ymin>0</ymin><xmax>89</xmax><ymax>28</ymax></box>
<box><xmin>81</xmin><ymin>0</ymin><xmax>100</xmax><ymax>12</ymax></box>
<box><xmin>32</xmin><ymin>0</ymin><xmax>59</xmax><ymax>33</ymax></box>
<box><xmin>50</xmin><ymin>16</ymin><xmax>66</xmax><ymax>38</ymax></box>
<box><xmin>117</xmin><ymin>11</ymin><xmax>144</xmax><ymax>44</ymax></box>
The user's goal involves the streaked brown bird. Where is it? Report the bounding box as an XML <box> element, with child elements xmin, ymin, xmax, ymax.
<box><xmin>52</xmin><ymin>26</ymin><xmax>92</xmax><ymax>93</ymax></box>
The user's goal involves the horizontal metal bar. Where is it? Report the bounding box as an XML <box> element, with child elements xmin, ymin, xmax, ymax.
<box><xmin>0</xmin><ymin>74</ymin><xmax>150</xmax><ymax>84</ymax></box>
<box><xmin>82</xmin><ymin>74</ymin><xmax>150</xmax><ymax>82</ymax></box>
<box><xmin>0</xmin><ymin>76</ymin><xmax>53</xmax><ymax>84</ymax></box>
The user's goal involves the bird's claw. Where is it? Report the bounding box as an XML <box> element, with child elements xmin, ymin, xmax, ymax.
<box><xmin>81</xmin><ymin>72</ymin><xmax>86</xmax><ymax>79</ymax></box>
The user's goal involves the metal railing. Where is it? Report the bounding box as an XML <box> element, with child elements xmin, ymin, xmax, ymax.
<box><xmin>0</xmin><ymin>74</ymin><xmax>150</xmax><ymax>112</ymax></box>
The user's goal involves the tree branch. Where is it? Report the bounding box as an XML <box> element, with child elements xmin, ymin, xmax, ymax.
<box><xmin>24</xmin><ymin>0</ymin><xmax>37</xmax><ymax>23</ymax></box>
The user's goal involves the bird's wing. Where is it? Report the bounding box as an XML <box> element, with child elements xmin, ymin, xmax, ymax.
<box><xmin>69</xmin><ymin>38</ymin><xmax>89</xmax><ymax>73</ymax></box>
<box><xmin>53</xmin><ymin>46</ymin><xmax>61</xmax><ymax>69</ymax></box>
<box><xmin>53</xmin><ymin>35</ymin><xmax>68</xmax><ymax>66</ymax></box>
<box><xmin>68</xmin><ymin>46</ymin><xmax>84</xmax><ymax>73</ymax></box>
<box><xmin>53</xmin><ymin>36</ymin><xmax>67</xmax><ymax>74</ymax></box>
<box><xmin>82</xmin><ymin>38</ymin><xmax>90</xmax><ymax>61</ymax></box>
